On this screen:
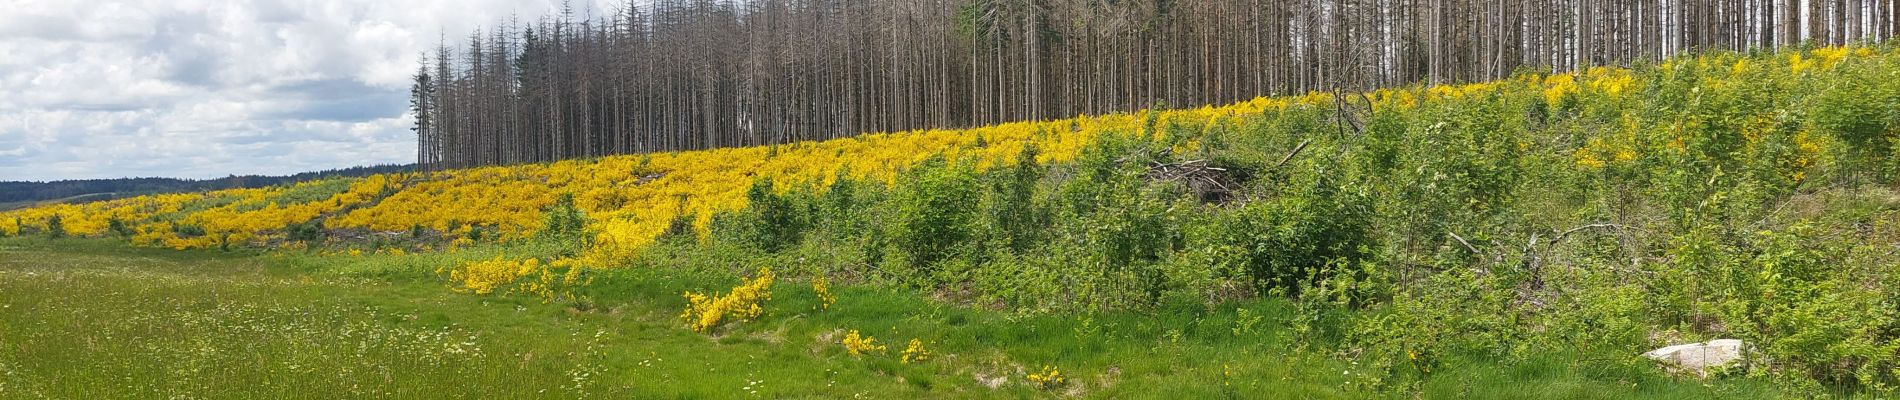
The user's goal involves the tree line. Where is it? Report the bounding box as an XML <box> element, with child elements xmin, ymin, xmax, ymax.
<box><xmin>0</xmin><ymin>164</ymin><xmax>414</xmax><ymax>208</ymax></box>
<box><xmin>413</xmin><ymin>0</ymin><xmax>1900</xmax><ymax>169</ymax></box>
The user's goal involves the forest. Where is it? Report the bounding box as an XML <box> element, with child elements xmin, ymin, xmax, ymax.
<box><xmin>412</xmin><ymin>0</ymin><xmax>1899</xmax><ymax>169</ymax></box>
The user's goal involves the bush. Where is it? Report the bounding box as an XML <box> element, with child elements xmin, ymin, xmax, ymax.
<box><xmin>887</xmin><ymin>157</ymin><xmax>980</xmax><ymax>276</ymax></box>
<box><xmin>107</xmin><ymin>217</ymin><xmax>133</xmax><ymax>238</ymax></box>
<box><xmin>539</xmin><ymin>193</ymin><xmax>587</xmax><ymax>240</ymax></box>
<box><xmin>679</xmin><ymin>268</ymin><xmax>775</xmax><ymax>333</ymax></box>
<box><xmin>1713</xmin><ymin>225</ymin><xmax>1899</xmax><ymax>389</ymax></box>
<box><xmin>1807</xmin><ymin>63</ymin><xmax>1900</xmax><ymax>181</ymax></box>
<box><xmin>734</xmin><ymin>178</ymin><xmax>809</xmax><ymax>253</ymax></box>
<box><xmin>1217</xmin><ymin>178</ymin><xmax>1374</xmax><ymax>298</ymax></box>
<box><xmin>44</xmin><ymin>214</ymin><xmax>65</xmax><ymax>239</ymax></box>
<box><xmin>985</xmin><ymin>144</ymin><xmax>1047</xmax><ymax>254</ymax></box>
<box><xmin>288</xmin><ymin>219</ymin><xmax>326</xmax><ymax>243</ymax></box>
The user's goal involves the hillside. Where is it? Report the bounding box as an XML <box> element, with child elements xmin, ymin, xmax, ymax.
<box><xmin>5</xmin><ymin>45</ymin><xmax>1900</xmax><ymax>396</ymax></box>
<box><xmin>0</xmin><ymin>164</ymin><xmax>414</xmax><ymax>207</ymax></box>
<box><xmin>0</xmin><ymin>193</ymin><xmax>121</xmax><ymax>212</ymax></box>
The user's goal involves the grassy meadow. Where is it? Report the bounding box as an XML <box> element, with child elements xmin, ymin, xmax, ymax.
<box><xmin>0</xmin><ymin>237</ymin><xmax>1778</xmax><ymax>398</ymax></box>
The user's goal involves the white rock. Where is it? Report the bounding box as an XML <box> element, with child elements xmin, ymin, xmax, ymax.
<box><xmin>1643</xmin><ymin>339</ymin><xmax>1745</xmax><ymax>375</ymax></box>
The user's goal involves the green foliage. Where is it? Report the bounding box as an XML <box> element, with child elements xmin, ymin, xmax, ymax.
<box><xmin>106</xmin><ymin>217</ymin><xmax>133</xmax><ymax>238</ymax></box>
<box><xmin>1343</xmin><ymin>269</ymin><xmax>1515</xmax><ymax>390</ymax></box>
<box><xmin>238</xmin><ymin>179</ymin><xmax>355</xmax><ymax>212</ymax></box>
<box><xmin>1040</xmin><ymin>133</ymin><xmax>1186</xmax><ymax>307</ymax></box>
<box><xmin>985</xmin><ymin>144</ymin><xmax>1047</xmax><ymax>255</ymax></box>
<box><xmin>1215</xmin><ymin>177</ymin><xmax>1374</xmax><ymax>298</ymax></box>
<box><xmin>172</xmin><ymin>223</ymin><xmax>207</xmax><ymax>238</ymax></box>
<box><xmin>887</xmin><ymin>157</ymin><xmax>980</xmax><ymax>277</ymax></box>
<box><xmin>539</xmin><ymin>193</ymin><xmax>587</xmax><ymax>240</ymax></box>
<box><xmin>529</xmin><ymin>193</ymin><xmax>590</xmax><ymax>258</ymax></box>
<box><xmin>43</xmin><ymin>214</ymin><xmax>65</xmax><ymax>239</ymax></box>
<box><xmin>1807</xmin><ymin>62</ymin><xmax>1900</xmax><ymax>181</ymax></box>
<box><xmin>1679</xmin><ymin>224</ymin><xmax>1900</xmax><ymax>389</ymax></box>
<box><xmin>12</xmin><ymin>237</ymin><xmax>1782</xmax><ymax>398</ymax></box>
<box><xmin>288</xmin><ymin>219</ymin><xmax>326</xmax><ymax>243</ymax></box>
<box><xmin>732</xmin><ymin>178</ymin><xmax>809</xmax><ymax>253</ymax></box>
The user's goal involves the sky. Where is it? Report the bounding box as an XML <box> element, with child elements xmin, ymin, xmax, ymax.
<box><xmin>0</xmin><ymin>0</ymin><xmax>620</xmax><ymax>182</ymax></box>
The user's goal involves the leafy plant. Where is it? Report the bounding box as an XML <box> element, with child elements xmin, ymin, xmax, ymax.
<box><xmin>679</xmin><ymin>268</ymin><xmax>775</xmax><ymax>333</ymax></box>
<box><xmin>44</xmin><ymin>214</ymin><xmax>65</xmax><ymax>239</ymax></box>
<box><xmin>887</xmin><ymin>158</ymin><xmax>979</xmax><ymax>277</ymax></box>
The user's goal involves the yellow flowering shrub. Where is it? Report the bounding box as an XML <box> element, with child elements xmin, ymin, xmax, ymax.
<box><xmin>1574</xmin><ymin>147</ymin><xmax>1608</xmax><ymax>169</ymax></box>
<box><xmin>1790</xmin><ymin>52</ymin><xmax>1813</xmax><ymax>74</ymax></box>
<box><xmin>0</xmin><ymin>46</ymin><xmax>1889</xmax><ymax>290</ymax></box>
<box><xmin>0</xmin><ymin>176</ymin><xmax>401</xmax><ymax>249</ymax></box>
<box><xmin>1585</xmin><ymin>66</ymin><xmax>1635</xmax><ymax>97</ymax></box>
<box><xmin>1813</xmin><ymin>46</ymin><xmax>1851</xmax><ymax>69</ymax></box>
<box><xmin>445</xmin><ymin>257</ymin><xmax>542</xmax><ymax>295</ymax></box>
<box><xmin>1026</xmin><ymin>365</ymin><xmax>1066</xmax><ymax>389</ymax></box>
<box><xmin>900</xmin><ymin>338</ymin><xmax>930</xmax><ymax>363</ymax></box>
<box><xmin>1543</xmin><ymin>73</ymin><xmax>1578</xmax><ymax>106</ymax></box>
<box><xmin>680</xmin><ymin>268</ymin><xmax>775</xmax><ymax>333</ymax></box>
<box><xmin>841</xmin><ymin>330</ymin><xmax>886</xmax><ymax>355</ymax></box>
<box><xmin>812</xmin><ymin>276</ymin><xmax>836</xmax><ymax>311</ymax></box>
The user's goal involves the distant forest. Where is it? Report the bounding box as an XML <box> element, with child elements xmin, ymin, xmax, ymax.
<box><xmin>0</xmin><ymin>164</ymin><xmax>413</xmax><ymax>207</ymax></box>
<box><xmin>413</xmin><ymin>0</ymin><xmax>1900</xmax><ymax>169</ymax></box>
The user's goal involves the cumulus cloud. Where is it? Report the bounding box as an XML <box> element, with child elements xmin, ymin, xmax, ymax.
<box><xmin>0</xmin><ymin>0</ymin><xmax>622</xmax><ymax>181</ymax></box>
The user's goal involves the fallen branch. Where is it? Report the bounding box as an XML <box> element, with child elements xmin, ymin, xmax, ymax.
<box><xmin>1525</xmin><ymin>222</ymin><xmax>1647</xmax><ymax>288</ymax></box>
<box><xmin>1271</xmin><ymin>139</ymin><xmax>1312</xmax><ymax>171</ymax></box>
<box><xmin>1447</xmin><ymin>231</ymin><xmax>1479</xmax><ymax>254</ymax></box>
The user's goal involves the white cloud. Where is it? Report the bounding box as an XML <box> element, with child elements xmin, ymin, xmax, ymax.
<box><xmin>0</xmin><ymin>0</ymin><xmax>613</xmax><ymax>181</ymax></box>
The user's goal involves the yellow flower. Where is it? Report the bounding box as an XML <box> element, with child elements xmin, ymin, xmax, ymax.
<box><xmin>900</xmin><ymin>339</ymin><xmax>930</xmax><ymax>364</ymax></box>
<box><xmin>813</xmin><ymin>276</ymin><xmax>836</xmax><ymax>311</ymax></box>
<box><xmin>1026</xmin><ymin>365</ymin><xmax>1066</xmax><ymax>389</ymax></box>
<box><xmin>447</xmin><ymin>256</ymin><xmax>544</xmax><ymax>295</ymax></box>
<box><xmin>1613</xmin><ymin>148</ymin><xmax>1637</xmax><ymax>163</ymax></box>
<box><xmin>842</xmin><ymin>330</ymin><xmax>887</xmax><ymax>356</ymax></box>
<box><xmin>1813</xmin><ymin>46</ymin><xmax>1850</xmax><ymax>69</ymax></box>
<box><xmin>1543</xmin><ymin>73</ymin><xmax>1578</xmax><ymax>105</ymax></box>
<box><xmin>680</xmin><ymin>268</ymin><xmax>775</xmax><ymax>333</ymax></box>
<box><xmin>1575</xmin><ymin>149</ymin><xmax>1606</xmax><ymax>169</ymax></box>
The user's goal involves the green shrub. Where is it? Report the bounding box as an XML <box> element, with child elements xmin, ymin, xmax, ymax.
<box><xmin>1218</xmin><ymin>178</ymin><xmax>1374</xmax><ymax>298</ymax></box>
<box><xmin>539</xmin><ymin>193</ymin><xmax>587</xmax><ymax>240</ymax></box>
<box><xmin>172</xmin><ymin>223</ymin><xmax>206</xmax><ymax>238</ymax></box>
<box><xmin>985</xmin><ymin>144</ymin><xmax>1047</xmax><ymax>255</ymax></box>
<box><xmin>44</xmin><ymin>214</ymin><xmax>65</xmax><ymax>239</ymax></box>
<box><xmin>1344</xmin><ymin>268</ymin><xmax>1514</xmax><ymax>390</ymax></box>
<box><xmin>288</xmin><ymin>219</ymin><xmax>326</xmax><ymax>243</ymax></box>
<box><xmin>887</xmin><ymin>157</ymin><xmax>980</xmax><ymax>278</ymax></box>
<box><xmin>1808</xmin><ymin>63</ymin><xmax>1900</xmax><ymax>181</ymax></box>
<box><xmin>814</xmin><ymin>174</ymin><xmax>888</xmax><ymax>270</ymax></box>
<box><xmin>107</xmin><ymin>217</ymin><xmax>133</xmax><ymax>238</ymax></box>
<box><xmin>732</xmin><ymin>178</ymin><xmax>809</xmax><ymax>253</ymax></box>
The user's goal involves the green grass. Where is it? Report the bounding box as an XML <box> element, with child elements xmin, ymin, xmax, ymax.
<box><xmin>0</xmin><ymin>193</ymin><xmax>119</xmax><ymax>212</ymax></box>
<box><xmin>0</xmin><ymin>237</ymin><xmax>1782</xmax><ymax>398</ymax></box>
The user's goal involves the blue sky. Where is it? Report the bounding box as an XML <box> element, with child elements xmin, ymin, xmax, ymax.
<box><xmin>0</xmin><ymin>0</ymin><xmax>618</xmax><ymax>181</ymax></box>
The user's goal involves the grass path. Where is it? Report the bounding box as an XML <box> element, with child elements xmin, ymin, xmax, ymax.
<box><xmin>0</xmin><ymin>238</ymin><xmax>1777</xmax><ymax>398</ymax></box>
